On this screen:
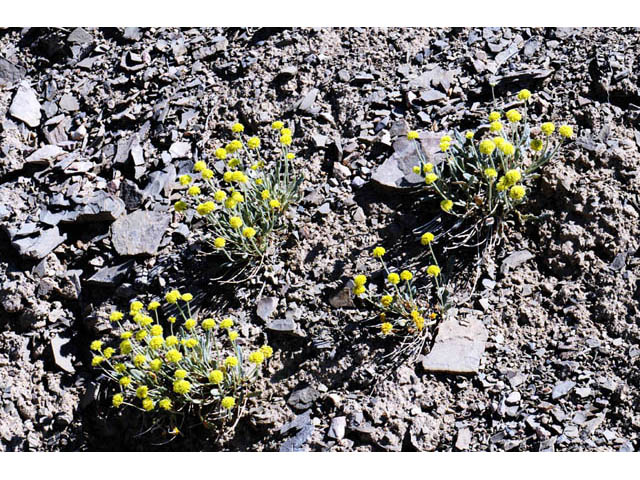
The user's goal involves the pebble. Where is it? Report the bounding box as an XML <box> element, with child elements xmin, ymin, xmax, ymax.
<box><xmin>111</xmin><ymin>210</ymin><xmax>171</xmax><ymax>256</ymax></box>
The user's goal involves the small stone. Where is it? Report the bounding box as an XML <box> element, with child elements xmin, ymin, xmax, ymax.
<box><xmin>329</xmin><ymin>283</ymin><xmax>355</xmax><ymax>308</ymax></box>
<box><xmin>551</xmin><ymin>380</ymin><xmax>576</xmax><ymax>400</ymax></box>
<box><xmin>72</xmin><ymin>191</ymin><xmax>126</xmax><ymax>223</ymax></box>
<box><xmin>50</xmin><ymin>335</ymin><xmax>75</xmax><ymax>373</ymax></box>
<box><xmin>111</xmin><ymin>210</ymin><xmax>171</xmax><ymax>256</ymax></box>
<box><xmin>256</xmin><ymin>297</ymin><xmax>278</xmax><ymax>321</ymax></box>
<box><xmin>280</xmin><ymin>410</ymin><xmax>312</xmax><ymax>435</ymax></box>
<box><xmin>12</xmin><ymin>227</ymin><xmax>66</xmax><ymax>259</ymax></box>
<box><xmin>288</xmin><ymin>386</ymin><xmax>320</xmax><ymax>411</ymax></box>
<box><xmin>455</xmin><ymin>428</ymin><xmax>472</xmax><ymax>450</ymax></box>
<box><xmin>10</xmin><ymin>81</ymin><xmax>42</xmax><ymax>127</ymax></box>
<box><xmin>0</xmin><ymin>57</ymin><xmax>26</xmax><ymax>86</ymax></box>
<box><xmin>421</xmin><ymin>316</ymin><xmax>488</xmax><ymax>375</ymax></box>
<box><xmin>25</xmin><ymin>145</ymin><xmax>65</xmax><ymax>165</ymax></box>
<box><xmin>88</xmin><ymin>260</ymin><xmax>135</xmax><ymax>285</ymax></box>
<box><xmin>67</xmin><ymin>27</ymin><xmax>93</xmax><ymax>44</ymax></box>
<box><xmin>296</xmin><ymin>88</ymin><xmax>319</xmax><ymax>114</ymax></box>
<box><xmin>276</xmin><ymin>65</ymin><xmax>298</xmax><ymax>81</ymax></box>
<box><xmin>266</xmin><ymin>319</ymin><xmax>306</xmax><ymax>338</ymax></box>
<box><xmin>506</xmin><ymin>391</ymin><xmax>521</xmax><ymax>405</ymax></box>
<box><xmin>169</xmin><ymin>141</ymin><xmax>191</xmax><ymax>159</ymax></box>
<box><xmin>122</xmin><ymin>27</ymin><xmax>142</xmax><ymax>41</ymax></box>
<box><xmin>59</xmin><ymin>94</ymin><xmax>80</xmax><ymax>112</ymax></box>
<box><xmin>500</xmin><ymin>250</ymin><xmax>534</xmax><ymax>274</ymax></box>
<box><xmin>328</xmin><ymin>416</ymin><xmax>347</xmax><ymax>440</ymax></box>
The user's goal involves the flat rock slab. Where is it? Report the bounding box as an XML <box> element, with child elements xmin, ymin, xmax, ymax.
<box><xmin>12</xmin><ymin>227</ymin><xmax>66</xmax><ymax>259</ymax></box>
<box><xmin>10</xmin><ymin>81</ymin><xmax>41</xmax><ymax>127</ymax></box>
<box><xmin>25</xmin><ymin>145</ymin><xmax>65</xmax><ymax>165</ymax></box>
<box><xmin>371</xmin><ymin>132</ymin><xmax>444</xmax><ymax>190</ymax></box>
<box><xmin>0</xmin><ymin>57</ymin><xmax>26</xmax><ymax>86</ymax></box>
<box><xmin>421</xmin><ymin>316</ymin><xmax>488</xmax><ymax>375</ymax></box>
<box><xmin>111</xmin><ymin>210</ymin><xmax>170</xmax><ymax>256</ymax></box>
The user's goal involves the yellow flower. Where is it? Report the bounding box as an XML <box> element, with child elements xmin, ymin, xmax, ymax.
<box><xmin>490</xmin><ymin>121</ymin><xmax>503</xmax><ymax>132</ymax></box>
<box><xmin>280</xmin><ymin>128</ymin><xmax>292</xmax><ymax>136</ymax></box>
<box><xmin>215</xmin><ymin>147</ymin><xmax>228</xmax><ymax>160</ymax></box>
<box><xmin>150</xmin><ymin>324</ymin><xmax>163</xmax><ymax>336</ymax></box>
<box><xmin>187</xmin><ymin>186</ymin><xmax>201</xmax><ymax>196</ymax></box>
<box><xmin>208</xmin><ymin>370</ymin><xmax>224</xmax><ymax>384</ymax></box>
<box><xmin>558</xmin><ymin>125</ymin><xmax>573</xmax><ymax>138</ymax></box>
<box><xmin>231</xmin><ymin>122</ymin><xmax>244</xmax><ymax>133</ymax></box>
<box><xmin>221</xmin><ymin>397</ymin><xmax>235</xmax><ymax>410</ymax></box>
<box><xmin>173</xmin><ymin>379</ymin><xmax>191</xmax><ymax>395</ymax></box>
<box><xmin>114</xmin><ymin>363</ymin><xmax>126</xmax><ymax>373</ymax></box>
<box><xmin>179</xmin><ymin>174</ymin><xmax>192</xmax><ymax>186</ymax></box>
<box><xmin>231</xmin><ymin>171</ymin><xmax>247</xmax><ymax>183</ymax></box>
<box><xmin>387</xmin><ymin>273</ymin><xmax>400</xmax><ymax>285</ymax></box>
<box><xmin>165</xmin><ymin>349</ymin><xmax>182</xmax><ymax>363</ymax></box>
<box><xmin>479</xmin><ymin>139</ymin><xmax>495</xmax><ymax>155</ymax></box>
<box><xmin>201</xmin><ymin>168</ymin><xmax>214</xmax><ymax>180</ymax></box>
<box><xmin>220</xmin><ymin>318</ymin><xmax>234</xmax><ymax>329</ymax></box>
<box><xmin>184</xmin><ymin>338</ymin><xmax>198</xmax><ymax>349</ymax></box>
<box><xmin>103</xmin><ymin>347</ymin><xmax>115</xmax><ymax>359</ymax></box>
<box><xmin>225</xmin><ymin>198</ymin><xmax>238</xmax><ymax>209</ymax></box>
<box><xmin>272</xmin><ymin>120</ymin><xmax>284</xmax><ymax>130</ymax></box>
<box><xmin>380</xmin><ymin>295</ymin><xmax>393</xmax><ymax>307</ymax></box>
<box><xmin>427</xmin><ymin>265</ymin><xmax>441</xmax><ymax>277</ymax></box>
<box><xmin>372</xmin><ymin>247</ymin><xmax>386</xmax><ymax>258</ymax></box>
<box><xmin>228</xmin><ymin>331</ymin><xmax>239</xmax><ymax>341</ymax></box>
<box><xmin>229</xmin><ymin>216</ymin><xmax>243</xmax><ymax>229</ymax></box>
<box><xmin>224</xmin><ymin>356</ymin><xmax>238</xmax><ymax>368</ymax></box>
<box><xmin>248</xmin><ymin>351</ymin><xmax>265</xmax><ymax>365</ymax></box>
<box><xmin>120</xmin><ymin>340</ymin><xmax>132</xmax><ymax>355</ymax></box>
<box><xmin>242</xmin><ymin>227</ymin><xmax>256</xmax><ymax>239</ymax></box>
<box><xmin>165</xmin><ymin>290</ymin><xmax>181</xmax><ymax>304</ymax></box>
<box><xmin>261</xmin><ymin>189</ymin><xmax>270</xmax><ymax>199</ymax></box>
<box><xmin>149</xmin><ymin>358</ymin><xmax>162</xmax><ymax>371</ymax></box>
<box><xmin>112</xmin><ymin>394</ymin><xmax>124</xmax><ymax>407</ymax></box>
<box><xmin>421</xmin><ymin>232</ymin><xmax>434</xmax><ymax>245</ymax></box>
<box><xmin>133</xmin><ymin>354</ymin><xmax>146</xmax><ymax>367</ymax></box>
<box><xmin>147</xmin><ymin>301</ymin><xmax>160</xmax><ymax>312</ymax></box>
<box><xmin>226</xmin><ymin>140</ymin><xmax>243</xmax><ymax>153</ymax></box>
<box><xmin>130</xmin><ymin>301</ymin><xmax>143</xmax><ymax>313</ymax></box>
<box><xmin>423</xmin><ymin>162</ymin><xmax>434</xmax><ymax>173</ymax></box>
<box><xmin>173</xmin><ymin>200</ymin><xmax>188</xmax><ymax>213</ymax></box>
<box><xmin>353</xmin><ymin>285</ymin><xmax>366</xmax><ymax>296</ymax></box>
<box><xmin>214</xmin><ymin>190</ymin><xmax>227</xmax><ymax>202</ymax></box>
<box><xmin>484</xmin><ymin>168</ymin><xmax>498</xmax><ymax>179</ymax></box>
<box><xmin>440</xmin><ymin>199</ymin><xmax>453</xmax><ymax>213</ymax></box>
<box><xmin>168</xmin><ymin>316</ymin><xmax>176</xmax><ymax>324</ymax></box>
<box><xmin>184</xmin><ymin>318</ymin><xmax>196</xmax><ymax>330</ymax></box>
<box><xmin>182</xmin><ymin>292</ymin><xmax>192</xmax><ymax>301</ymax></box>
<box><xmin>91</xmin><ymin>356</ymin><xmax>104</xmax><ymax>366</ymax></box>
<box><xmin>400</xmin><ymin>270</ymin><xmax>413</xmax><ymax>281</ymax></box>
<box><xmin>214</xmin><ymin>237</ymin><xmax>226</xmax><ymax>248</ymax></box>
<box><xmin>139</xmin><ymin>315</ymin><xmax>153</xmax><ymax>327</ymax></box>
<box><xmin>280</xmin><ymin>134</ymin><xmax>292</xmax><ymax>146</ymax></box>
<box><xmin>541</xmin><ymin>122</ymin><xmax>555</xmax><ymax>136</ymax></box>
<box><xmin>517</xmin><ymin>89</ymin><xmax>531</xmax><ymax>101</ymax></box>
<box><xmin>380</xmin><ymin>322</ymin><xmax>393</xmax><ymax>335</ymax></box>
<box><xmin>407</xmin><ymin>130</ymin><xmax>419</xmax><ymax>140</ymax></box>
<box><xmin>202</xmin><ymin>318</ymin><xmax>216</xmax><ymax>330</ymax></box>
<box><xmin>109</xmin><ymin>311</ymin><xmax>124</xmax><ymax>322</ymax></box>
<box><xmin>120</xmin><ymin>332</ymin><xmax>132</xmax><ymax>340</ymax></box>
<box><xmin>496</xmin><ymin>177</ymin><xmax>507</xmax><ymax>192</ymax></box>
<box><xmin>223</xmin><ymin>171</ymin><xmax>234</xmax><ymax>183</ymax></box>
<box><xmin>530</xmin><ymin>138</ymin><xmax>544</xmax><ymax>151</ymax></box>
<box><xmin>159</xmin><ymin>398</ymin><xmax>172</xmax><ymax>411</ymax></box>
<box><xmin>439</xmin><ymin>141</ymin><xmax>450</xmax><ymax>152</ymax></box>
<box><xmin>193</xmin><ymin>160</ymin><xmax>207</xmax><ymax>172</ymax></box>
<box><xmin>142</xmin><ymin>398</ymin><xmax>155</xmax><ymax>411</ymax></box>
<box><xmin>247</xmin><ymin>137</ymin><xmax>260</xmax><ymax>149</ymax></box>
<box><xmin>90</xmin><ymin>340</ymin><xmax>102</xmax><ymax>351</ymax></box>
<box><xmin>412</xmin><ymin>166</ymin><xmax>421</xmax><ymax>174</ymax></box>
<box><xmin>174</xmin><ymin>369</ymin><xmax>187</xmax><ymax>379</ymax></box>
<box><xmin>465</xmin><ymin>131</ymin><xmax>474</xmax><ymax>139</ymax></box>
<box><xmin>505</xmin><ymin>109</ymin><xmax>522</xmax><ymax>123</ymax></box>
<box><xmin>499</xmin><ymin>142</ymin><xmax>515</xmax><ymax>156</ymax></box>
<box><xmin>509</xmin><ymin>185</ymin><xmax>526</xmax><ymax>200</ymax></box>
<box><xmin>425</xmin><ymin>173</ymin><xmax>438</xmax><ymax>185</ymax></box>
<box><xmin>166</xmin><ymin>335</ymin><xmax>178</xmax><ymax>347</ymax></box>
<box><xmin>504</xmin><ymin>169</ymin><xmax>521</xmax><ymax>185</ymax></box>
<box><xmin>136</xmin><ymin>385</ymin><xmax>148</xmax><ymax>399</ymax></box>
<box><xmin>119</xmin><ymin>376</ymin><xmax>131</xmax><ymax>387</ymax></box>
<box><xmin>286</xmin><ymin>152</ymin><xmax>295</xmax><ymax>160</ymax></box>
<box><xmin>269</xmin><ymin>199</ymin><xmax>281</xmax><ymax>209</ymax></box>
<box><xmin>414</xmin><ymin>315</ymin><xmax>425</xmax><ymax>331</ymax></box>
<box><xmin>488</xmin><ymin>111</ymin><xmax>501</xmax><ymax>122</ymax></box>
<box><xmin>261</xmin><ymin>345</ymin><xmax>274</xmax><ymax>358</ymax></box>
<box><xmin>196</xmin><ymin>201</ymin><xmax>215</xmax><ymax>216</ymax></box>
<box><xmin>149</xmin><ymin>336</ymin><xmax>164</xmax><ymax>350</ymax></box>
<box><xmin>353</xmin><ymin>274</ymin><xmax>367</xmax><ymax>287</ymax></box>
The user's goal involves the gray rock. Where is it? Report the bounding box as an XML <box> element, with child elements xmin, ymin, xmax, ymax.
<box><xmin>332</xmin><ymin>162</ymin><xmax>351</xmax><ymax>180</ymax></box>
<box><xmin>329</xmin><ymin>282</ymin><xmax>355</xmax><ymax>308</ymax></box>
<box><xmin>12</xmin><ymin>227</ymin><xmax>66</xmax><ymax>259</ymax></box>
<box><xmin>72</xmin><ymin>191</ymin><xmax>126</xmax><ymax>223</ymax></box>
<box><xmin>59</xmin><ymin>94</ymin><xmax>80</xmax><ymax>112</ymax></box>
<box><xmin>111</xmin><ymin>210</ymin><xmax>171</xmax><ymax>256</ymax></box>
<box><xmin>256</xmin><ymin>297</ymin><xmax>278</xmax><ymax>321</ymax></box>
<box><xmin>67</xmin><ymin>27</ymin><xmax>93</xmax><ymax>44</ymax></box>
<box><xmin>144</xmin><ymin>166</ymin><xmax>176</xmax><ymax>199</ymax></box>
<box><xmin>50</xmin><ymin>335</ymin><xmax>75</xmax><ymax>373</ymax></box>
<box><xmin>25</xmin><ymin>145</ymin><xmax>65</xmax><ymax>165</ymax></box>
<box><xmin>266</xmin><ymin>318</ymin><xmax>306</xmax><ymax>338</ymax></box>
<box><xmin>371</xmin><ymin>132</ymin><xmax>443</xmax><ymax>190</ymax></box>
<box><xmin>500</xmin><ymin>249</ymin><xmax>534</xmax><ymax>274</ymax></box>
<box><xmin>10</xmin><ymin>81</ymin><xmax>42</xmax><ymax>127</ymax></box>
<box><xmin>328</xmin><ymin>416</ymin><xmax>346</xmax><ymax>440</ymax></box>
<box><xmin>551</xmin><ymin>380</ymin><xmax>576</xmax><ymax>400</ymax></box>
<box><xmin>276</xmin><ymin>65</ymin><xmax>298</xmax><ymax>81</ymax></box>
<box><xmin>421</xmin><ymin>316</ymin><xmax>488</xmax><ymax>374</ymax></box>
<box><xmin>280</xmin><ymin>423</ymin><xmax>314</xmax><ymax>452</ymax></box>
<box><xmin>122</xmin><ymin>27</ymin><xmax>142</xmax><ymax>41</ymax></box>
<box><xmin>88</xmin><ymin>260</ymin><xmax>135</xmax><ymax>285</ymax></box>
<box><xmin>288</xmin><ymin>386</ymin><xmax>320</xmax><ymax>411</ymax></box>
<box><xmin>455</xmin><ymin>427</ymin><xmax>472</xmax><ymax>450</ymax></box>
<box><xmin>280</xmin><ymin>410</ymin><xmax>312</xmax><ymax>435</ymax></box>
<box><xmin>0</xmin><ymin>57</ymin><xmax>26</xmax><ymax>86</ymax></box>
<box><xmin>169</xmin><ymin>141</ymin><xmax>191</xmax><ymax>159</ymax></box>
<box><xmin>296</xmin><ymin>88</ymin><xmax>319</xmax><ymax>114</ymax></box>
<box><xmin>420</xmin><ymin>89</ymin><xmax>447</xmax><ymax>103</ymax></box>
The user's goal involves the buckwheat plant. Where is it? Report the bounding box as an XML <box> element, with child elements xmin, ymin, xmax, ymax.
<box><xmin>409</xmin><ymin>89</ymin><xmax>574</xmax><ymax>248</ymax></box>
<box><xmin>90</xmin><ymin>293</ymin><xmax>273</xmax><ymax>433</ymax></box>
<box><xmin>352</xmin><ymin>239</ymin><xmax>447</xmax><ymax>361</ymax></box>
<box><xmin>174</xmin><ymin>121</ymin><xmax>302</xmax><ymax>270</ymax></box>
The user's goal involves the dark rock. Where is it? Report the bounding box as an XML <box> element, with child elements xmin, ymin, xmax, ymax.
<box><xmin>288</xmin><ymin>386</ymin><xmax>320</xmax><ymax>411</ymax></box>
<box><xmin>279</xmin><ymin>423</ymin><xmax>314</xmax><ymax>452</ymax></box>
<box><xmin>88</xmin><ymin>260</ymin><xmax>135</xmax><ymax>285</ymax></box>
<box><xmin>12</xmin><ymin>227</ymin><xmax>66</xmax><ymax>259</ymax></box>
<box><xmin>500</xmin><ymin>250</ymin><xmax>534</xmax><ymax>274</ymax></box>
<box><xmin>72</xmin><ymin>191</ymin><xmax>126</xmax><ymax>223</ymax></box>
<box><xmin>111</xmin><ymin>210</ymin><xmax>171</xmax><ymax>256</ymax></box>
<box><xmin>280</xmin><ymin>410</ymin><xmax>312</xmax><ymax>435</ymax></box>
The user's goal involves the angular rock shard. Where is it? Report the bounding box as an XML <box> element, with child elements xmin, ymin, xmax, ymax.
<box><xmin>111</xmin><ymin>210</ymin><xmax>171</xmax><ymax>256</ymax></box>
<box><xmin>10</xmin><ymin>81</ymin><xmax>42</xmax><ymax>127</ymax></box>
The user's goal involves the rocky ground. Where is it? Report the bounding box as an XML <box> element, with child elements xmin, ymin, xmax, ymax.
<box><xmin>0</xmin><ymin>27</ymin><xmax>639</xmax><ymax>452</ymax></box>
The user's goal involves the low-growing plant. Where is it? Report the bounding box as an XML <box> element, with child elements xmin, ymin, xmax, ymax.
<box><xmin>409</xmin><ymin>89</ymin><xmax>574</xmax><ymax>248</ymax></box>
<box><xmin>173</xmin><ymin>121</ymin><xmax>303</xmax><ymax>270</ymax></box>
<box><xmin>352</xmin><ymin>238</ymin><xmax>448</xmax><ymax>361</ymax></box>
<box><xmin>90</xmin><ymin>292</ymin><xmax>273</xmax><ymax>434</ymax></box>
